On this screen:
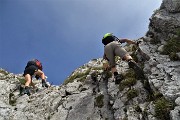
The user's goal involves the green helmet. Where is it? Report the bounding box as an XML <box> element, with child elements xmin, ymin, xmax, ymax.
<box><xmin>102</xmin><ymin>33</ymin><xmax>113</xmax><ymax>40</ymax></box>
<box><xmin>102</xmin><ymin>33</ymin><xmax>114</xmax><ymax>45</ymax></box>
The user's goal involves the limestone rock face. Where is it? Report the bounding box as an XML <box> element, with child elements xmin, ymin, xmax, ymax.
<box><xmin>163</xmin><ymin>0</ymin><xmax>180</xmax><ymax>13</ymax></box>
<box><xmin>147</xmin><ymin>0</ymin><xmax>180</xmax><ymax>42</ymax></box>
<box><xmin>0</xmin><ymin>0</ymin><xmax>180</xmax><ymax>119</ymax></box>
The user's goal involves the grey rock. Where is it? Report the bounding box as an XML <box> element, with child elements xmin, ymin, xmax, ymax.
<box><xmin>164</xmin><ymin>0</ymin><xmax>180</xmax><ymax>13</ymax></box>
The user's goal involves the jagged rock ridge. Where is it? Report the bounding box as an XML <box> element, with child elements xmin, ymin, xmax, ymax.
<box><xmin>0</xmin><ymin>0</ymin><xmax>180</xmax><ymax>119</ymax></box>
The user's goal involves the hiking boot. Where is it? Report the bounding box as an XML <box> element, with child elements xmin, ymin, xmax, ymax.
<box><xmin>42</xmin><ymin>81</ymin><xmax>49</xmax><ymax>88</ymax></box>
<box><xmin>21</xmin><ymin>86</ymin><xmax>31</xmax><ymax>96</ymax></box>
<box><xmin>128</xmin><ymin>60</ymin><xmax>145</xmax><ymax>79</ymax></box>
<box><xmin>115</xmin><ymin>74</ymin><xmax>123</xmax><ymax>84</ymax></box>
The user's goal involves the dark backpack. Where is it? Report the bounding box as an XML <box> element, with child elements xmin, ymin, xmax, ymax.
<box><xmin>27</xmin><ymin>59</ymin><xmax>43</xmax><ymax>70</ymax></box>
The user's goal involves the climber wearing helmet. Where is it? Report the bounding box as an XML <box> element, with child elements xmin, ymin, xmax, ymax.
<box><xmin>102</xmin><ymin>33</ymin><xmax>144</xmax><ymax>84</ymax></box>
<box><xmin>22</xmin><ymin>59</ymin><xmax>49</xmax><ymax>95</ymax></box>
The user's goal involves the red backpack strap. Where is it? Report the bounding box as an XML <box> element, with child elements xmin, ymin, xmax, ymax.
<box><xmin>35</xmin><ymin>59</ymin><xmax>43</xmax><ymax>70</ymax></box>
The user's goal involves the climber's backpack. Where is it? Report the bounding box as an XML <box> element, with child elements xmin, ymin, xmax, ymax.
<box><xmin>27</xmin><ymin>59</ymin><xmax>43</xmax><ymax>70</ymax></box>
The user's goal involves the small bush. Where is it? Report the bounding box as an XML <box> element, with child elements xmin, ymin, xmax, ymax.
<box><xmin>154</xmin><ymin>98</ymin><xmax>174</xmax><ymax>120</ymax></box>
<box><xmin>119</xmin><ymin>69</ymin><xmax>137</xmax><ymax>91</ymax></box>
<box><xmin>101</xmin><ymin>70</ymin><xmax>112</xmax><ymax>79</ymax></box>
<box><xmin>161</xmin><ymin>29</ymin><xmax>180</xmax><ymax>61</ymax></box>
<box><xmin>153</xmin><ymin>91</ymin><xmax>163</xmax><ymax>99</ymax></box>
<box><xmin>127</xmin><ymin>89</ymin><xmax>138</xmax><ymax>100</ymax></box>
<box><xmin>121</xmin><ymin>78</ymin><xmax>137</xmax><ymax>87</ymax></box>
<box><xmin>162</xmin><ymin>38</ymin><xmax>180</xmax><ymax>55</ymax></box>
<box><xmin>95</xmin><ymin>94</ymin><xmax>104</xmax><ymax>108</ymax></box>
<box><xmin>124</xmin><ymin>69</ymin><xmax>136</xmax><ymax>79</ymax></box>
<box><xmin>119</xmin><ymin>84</ymin><xmax>126</xmax><ymax>91</ymax></box>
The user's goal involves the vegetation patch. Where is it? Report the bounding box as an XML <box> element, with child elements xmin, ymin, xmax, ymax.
<box><xmin>124</xmin><ymin>69</ymin><xmax>136</xmax><ymax>79</ymax></box>
<box><xmin>127</xmin><ymin>89</ymin><xmax>138</xmax><ymax>100</ymax></box>
<box><xmin>18</xmin><ymin>78</ymin><xmax>26</xmax><ymax>85</ymax></box>
<box><xmin>95</xmin><ymin>94</ymin><xmax>104</xmax><ymax>108</ymax></box>
<box><xmin>162</xmin><ymin>38</ymin><xmax>180</xmax><ymax>54</ymax></box>
<box><xmin>169</xmin><ymin>52</ymin><xmax>179</xmax><ymax>61</ymax></box>
<box><xmin>130</xmin><ymin>52</ymin><xmax>139</xmax><ymax>62</ymax></box>
<box><xmin>153</xmin><ymin>91</ymin><xmax>164</xmax><ymax>100</ymax></box>
<box><xmin>77</xmin><ymin>76</ymin><xmax>87</xmax><ymax>83</ymax></box>
<box><xmin>161</xmin><ymin>29</ymin><xmax>180</xmax><ymax>61</ymax></box>
<box><xmin>121</xmin><ymin>78</ymin><xmax>137</xmax><ymax>87</ymax></box>
<box><xmin>103</xmin><ymin>70</ymin><xmax>112</xmax><ymax>79</ymax></box>
<box><xmin>0</xmin><ymin>69</ymin><xmax>9</xmax><ymax>75</ymax></box>
<box><xmin>64</xmin><ymin>69</ymin><xmax>90</xmax><ymax>85</ymax></box>
<box><xmin>154</xmin><ymin>98</ymin><xmax>174</xmax><ymax>120</ymax></box>
<box><xmin>9</xmin><ymin>93</ymin><xmax>16</xmax><ymax>106</ymax></box>
<box><xmin>92</xmin><ymin>66</ymin><xmax>103</xmax><ymax>71</ymax></box>
<box><xmin>119</xmin><ymin>69</ymin><xmax>137</xmax><ymax>91</ymax></box>
<box><xmin>119</xmin><ymin>84</ymin><xmax>126</xmax><ymax>91</ymax></box>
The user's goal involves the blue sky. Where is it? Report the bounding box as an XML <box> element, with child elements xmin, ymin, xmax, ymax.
<box><xmin>0</xmin><ymin>0</ymin><xmax>162</xmax><ymax>85</ymax></box>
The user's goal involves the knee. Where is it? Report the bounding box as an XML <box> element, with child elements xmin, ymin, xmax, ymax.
<box><xmin>25</xmin><ymin>74</ymin><xmax>31</xmax><ymax>82</ymax></box>
<box><xmin>35</xmin><ymin>70</ymin><xmax>44</xmax><ymax>76</ymax></box>
<box><xmin>122</xmin><ymin>54</ymin><xmax>132</xmax><ymax>61</ymax></box>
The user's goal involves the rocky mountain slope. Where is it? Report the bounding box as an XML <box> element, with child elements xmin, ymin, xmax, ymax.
<box><xmin>0</xmin><ymin>0</ymin><xmax>180</xmax><ymax>120</ymax></box>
